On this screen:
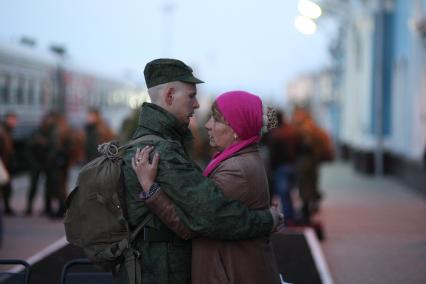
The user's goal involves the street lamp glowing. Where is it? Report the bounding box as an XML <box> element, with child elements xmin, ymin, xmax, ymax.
<box><xmin>298</xmin><ymin>0</ymin><xmax>322</xmax><ymax>19</ymax></box>
<box><xmin>294</xmin><ymin>16</ymin><xmax>317</xmax><ymax>35</ymax></box>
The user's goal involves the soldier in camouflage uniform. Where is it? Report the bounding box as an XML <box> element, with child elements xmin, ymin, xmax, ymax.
<box><xmin>117</xmin><ymin>59</ymin><xmax>281</xmax><ymax>284</ymax></box>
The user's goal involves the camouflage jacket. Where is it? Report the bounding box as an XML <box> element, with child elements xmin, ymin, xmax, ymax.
<box><xmin>117</xmin><ymin>103</ymin><xmax>273</xmax><ymax>284</ymax></box>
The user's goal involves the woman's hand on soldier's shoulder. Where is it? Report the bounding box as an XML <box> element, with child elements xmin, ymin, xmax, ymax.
<box><xmin>131</xmin><ymin>145</ymin><xmax>160</xmax><ymax>192</ymax></box>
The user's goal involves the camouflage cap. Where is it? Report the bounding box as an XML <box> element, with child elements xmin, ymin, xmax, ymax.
<box><xmin>143</xmin><ymin>58</ymin><xmax>204</xmax><ymax>88</ymax></box>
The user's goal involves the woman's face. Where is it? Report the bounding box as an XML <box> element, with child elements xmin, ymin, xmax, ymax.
<box><xmin>205</xmin><ymin>114</ymin><xmax>237</xmax><ymax>152</ymax></box>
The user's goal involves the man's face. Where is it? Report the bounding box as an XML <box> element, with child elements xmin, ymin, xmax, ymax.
<box><xmin>169</xmin><ymin>82</ymin><xmax>200</xmax><ymax>125</ymax></box>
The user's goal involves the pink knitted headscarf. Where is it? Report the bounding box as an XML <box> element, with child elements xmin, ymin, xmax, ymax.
<box><xmin>203</xmin><ymin>90</ymin><xmax>263</xmax><ymax>176</ymax></box>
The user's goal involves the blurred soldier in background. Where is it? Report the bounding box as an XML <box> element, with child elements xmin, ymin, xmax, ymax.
<box><xmin>25</xmin><ymin>113</ymin><xmax>52</xmax><ymax>215</ymax></box>
<box><xmin>26</xmin><ymin>110</ymin><xmax>85</xmax><ymax>217</ymax></box>
<box><xmin>37</xmin><ymin>111</ymin><xmax>73</xmax><ymax>218</ymax></box>
<box><xmin>52</xmin><ymin>113</ymin><xmax>73</xmax><ymax>218</ymax></box>
<box><xmin>0</xmin><ymin>112</ymin><xmax>18</xmax><ymax>215</ymax></box>
<box><xmin>84</xmin><ymin>107</ymin><xmax>116</xmax><ymax>162</ymax></box>
<box><xmin>267</xmin><ymin>110</ymin><xmax>300</xmax><ymax>225</ymax></box>
<box><xmin>292</xmin><ymin>107</ymin><xmax>334</xmax><ymax>224</ymax></box>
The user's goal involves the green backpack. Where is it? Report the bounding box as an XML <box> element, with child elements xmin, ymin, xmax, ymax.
<box><xmin>64</xmin><ymin>135</ymin><xmax>162</xmax><ymax>284</ymax></box>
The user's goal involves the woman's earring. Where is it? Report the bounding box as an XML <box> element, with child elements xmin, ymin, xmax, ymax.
<box><xmin>233</xmin><ymin>134</ymin><xmax>238</xmax><ymax>140</ymax></box>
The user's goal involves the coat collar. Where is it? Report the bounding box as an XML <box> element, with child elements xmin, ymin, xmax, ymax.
<box><xmin>213</xmin><ymin>143</ymin><xmax>259</xmax><ymax>160</ymax></box>
<box><xmin>135</xmin><ymin>102</ymin><xmax>192</xmax><ymax>142</ymax></box>
<box><xmin>229</xmin><ymin>143</ymin><xmax>259</xmax><ymax>157</ymax></box>
<box><xmin>209</xmin><ymin>143</ymin><xmax>260</xmax><ymax>176</ymax></box>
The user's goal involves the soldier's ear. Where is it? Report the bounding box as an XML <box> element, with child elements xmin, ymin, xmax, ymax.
<box><xmin>165</xmin><ymin>86</ymin><xmax>175</xmax><ymax>106</ymax></box>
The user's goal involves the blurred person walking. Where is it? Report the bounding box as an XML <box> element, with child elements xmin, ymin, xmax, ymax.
<box><xmin>0</xmin><ymin>112</ymin><xmax>18</xmax><ymax>215</ymax></box>
<box><xmin>35</xmin><ymin>111</ymin><xmax>58</xmax><ymax>217</ymax></box>
<box><xmin>52</xmin><ymin>113</ymin><xmax>73</xmax><ymax>218</ymax></box>
<box><xmin>41</xmin><ymin>111</ymin><xmax>72</xmax><ymax>218</ymax></box>
<box><xmin>25</xmin><ymin>113</ymin><xmax>52</xmax><ymax>215</ymax></box>
<box><xmin>267</xmin><ymin>110</ymin><xmax>300</xmax><ymax>225</ymax></box>
<box><xmin>292</xmin><ymin>107</ymin><xmax>334</xmax><ymax>224</ymax></box>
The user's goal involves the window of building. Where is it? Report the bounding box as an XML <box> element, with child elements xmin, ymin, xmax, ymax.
<box><xmin>15</xmin><ymin>77</ymin><xmax>26</xmax><ymax>105</ymax></box>
<box><xmin>28</xmin><ymin>79</ymin><xmax>36</xmax><ymax>105</ymax></box>
<box><xmin>0</xmin><ymin>74</ymin><xmax>9</xmax><ymax>104</ymax></box>
<box><xmin>42</xmin><ymin>79</ymin><xmax>53</xmax><ymax>107</ymax></box>
<box><xmin>353</xmin><ymin>25</ymin><xmax>363</xmax><ymax>71</ymax></box>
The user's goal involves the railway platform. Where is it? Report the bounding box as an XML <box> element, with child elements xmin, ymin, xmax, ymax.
<box><xmin>2</xmin><ymin>161</ymin><xmax>424</xmax><ymax>283</ymax></box>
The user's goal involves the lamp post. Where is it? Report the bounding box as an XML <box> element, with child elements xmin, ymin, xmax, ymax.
<box><xmin>373</xmin><ymin>0</ymin><xmax>386</xmax><ymax>176</ymax></box>
<box><xmin>50</xmin><ymin>45</ymin><xmax>67</xmax><ymax>113</ymax></box>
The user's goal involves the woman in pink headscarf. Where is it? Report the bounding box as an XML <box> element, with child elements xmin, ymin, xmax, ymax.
<box><xmin>133</xmin><ymin>91</ymin><xmax>281</xmax><ymax>284</ymax></box>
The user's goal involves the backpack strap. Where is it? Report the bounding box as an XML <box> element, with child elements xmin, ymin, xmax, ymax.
<box><xmin>97</xmin><ymin>135</ymin><xmax>165</xmax><ymax>161</ymax></box>
<box><xmin>120</xmin><ymin>213</ymin><xmax>153</xmax><ymax>284</ymax></box>
<box><xmin>119</xmin><ymin>134</ymin><xmax>166</xmax><ymax>151</ymax></box>
<box><xmin>121</xmin><ymin>135</ymin><xmax>161</xmax><ymax>284</ymax></box>
<box><xmin>119</xmin><ymin>133</ymin><xmax>162</xmax><ymax>237</ymax></box>
<box><xmin>130</xmin><ymin>214</ymin><xmax>153</xmax><ymax>242</ymax></box>
<box><xmin>116</xmin><ymin>135</ymin><xmax>164</xmax><ymax>221</ymax></box>
<box><xmin>118</xmin><ymin>134</ymin><xmax>162</xmax><ymax>243</ymax></box>
<box><xmin>123</xmin><ymin>248</ymin><xmax>140</xmax><ymax>284</ymax></box>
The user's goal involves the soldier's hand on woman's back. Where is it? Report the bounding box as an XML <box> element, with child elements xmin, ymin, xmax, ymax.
<box><xmin>270</xmin><ymin>206</ymin><xmax>284</xmax><ymax>232</ymax></box>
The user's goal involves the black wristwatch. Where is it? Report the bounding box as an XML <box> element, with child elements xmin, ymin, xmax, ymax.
<box><xmin>139</xmin><ymin>182</ymin><xmax>160</xmax><ymax>200</ymax></box>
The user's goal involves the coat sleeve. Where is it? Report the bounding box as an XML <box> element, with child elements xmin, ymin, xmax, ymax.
<box><xmin>145</xmin><ymin>189</ymin><xmax>194</xmax><ymax>240</ymax></box>
<box><xmin>143</xmin><ymin>164</ymin><xmax>251</xmax><ymax>240</ymax></box>
<box><xmin>135</xmin><ymin>141</ymin><xmax>273</xmax><ymax>240</ymax></box>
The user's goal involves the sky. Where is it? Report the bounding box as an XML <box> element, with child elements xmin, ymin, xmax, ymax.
<box><xmin>0</xmin><ymin>0</ymin><xmax>336</xmax><ymax>106</ymax></box>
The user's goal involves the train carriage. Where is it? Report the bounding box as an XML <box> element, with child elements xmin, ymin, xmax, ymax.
<box><xmin>0</xmin><ymin>41</ymin><xmax>145</xmax><ymax>171</ymax></box>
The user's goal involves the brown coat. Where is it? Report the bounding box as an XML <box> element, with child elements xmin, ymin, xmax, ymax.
<box><xmin>146</xmin><ymin>144</ymin><xmax>281</xmax><ymax>284</ymax></box>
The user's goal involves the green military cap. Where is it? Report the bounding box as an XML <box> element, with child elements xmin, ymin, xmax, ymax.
<box><xmin>144</xmin><ymin>58</ymin><xmax>204</xmax><ymax>88</ymax></box>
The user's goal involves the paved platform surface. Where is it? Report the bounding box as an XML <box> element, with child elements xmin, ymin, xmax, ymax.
<box><xmin>319</xmin><ymin>162</ymin><xmax>426</xmax><ymax>284</ymax></box>
<box><xmin>1</xmin><ymin>161</ymin><xmax>425</xmax><ymax>284</ymax></box>
<box><xmin>0</xmin><ymin>169</ymin><xmax>77</xmax><ymax>265</ymax></box>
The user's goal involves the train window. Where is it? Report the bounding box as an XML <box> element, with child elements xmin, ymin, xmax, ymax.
<box><xmin>42</xmin><ymin>80</ymin><xmax>53</xmax><ymax>107</ymax></box>
<box><xmin>0</xmin><ymin>74</ymin><xmax>10</xmax><ymax>104</ymax></box>
<box><xmin>101</xmin><ymin>91</ymin><xmax>107</xmax><ymax>106</ymax></box>
<box><xmin>10</xmin><ymin>77</ymin><xmax>19</xmax><ymax>104</ymax></box>
<box><xmin>91</xmin><ymin>90</ymin><xmax>99</xmax><ymax>106</ymax></box>
<box><xmin>16</xmin><ymin>77</ymin><xmax>25</xmax><ymax>104</ymax></box>
<box><xmin>28</xmin><ymin>79</ymin><xmax>35</xmax><ymax>105</ymax></box>
<box><xmin>39</xmin><ymin>80</ymin><xmax>46</xmax><ymax>105</ymax></box>
<box><xmin>34</xmin><ymin>80</ymin><xmax>41</xmax><ymax>106</ymax></box>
